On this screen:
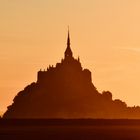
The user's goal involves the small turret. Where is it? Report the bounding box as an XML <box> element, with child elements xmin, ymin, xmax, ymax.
<box><xmin>78</xmin><ymin>56</ymin><xmax>80</xmax><ymax>62</ymax></box>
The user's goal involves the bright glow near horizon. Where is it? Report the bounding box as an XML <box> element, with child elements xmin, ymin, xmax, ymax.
<box><xmin>1</xmin><ymin>0</ymin><xmax>140</xmax><ymax>113</ymax></box>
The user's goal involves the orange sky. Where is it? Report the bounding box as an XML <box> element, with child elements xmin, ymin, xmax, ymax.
<box><xmin>1</xmin><ymin>0</ymin><xmax>140</xmax><ymax>113</ymax></box>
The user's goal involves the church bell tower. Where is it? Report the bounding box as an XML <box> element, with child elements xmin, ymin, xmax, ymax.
<box><xmin>64</xmin><ymin>29</ymin><xmax>73</xmax><ymax>59</ymax></box>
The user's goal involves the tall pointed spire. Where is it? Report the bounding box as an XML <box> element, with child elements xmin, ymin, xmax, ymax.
<box><xmin>67</xmin><ymin>27</ymin><xmax>70</xmax><ymax>47</ymax></box>
<box><xmin>65</xmin><ymin>27</ymin><xmax>73</xmax><ymax>58</ymax></box>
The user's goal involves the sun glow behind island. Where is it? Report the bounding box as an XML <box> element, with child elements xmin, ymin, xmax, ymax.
<box><xmin>1</xmin><ymin>0</ymin><xmax>140</xmax><ymax>113</ymax></box>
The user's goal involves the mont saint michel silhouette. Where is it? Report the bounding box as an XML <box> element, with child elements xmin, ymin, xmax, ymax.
<box><xmin>3</xmin><ymin>31</ymin><xmax>140</xmax><ymax>119</ymax></box>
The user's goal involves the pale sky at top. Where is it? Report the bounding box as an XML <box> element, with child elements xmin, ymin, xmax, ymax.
<box><xmin>1</xmin><ymin>0</ymin><xmax>140</xmax><ymax>113</ymax></box>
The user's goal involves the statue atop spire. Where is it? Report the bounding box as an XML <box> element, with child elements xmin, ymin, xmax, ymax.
<box><xmin>64</xmin><ymin>27</ymin><xmax>73</xmax><ymax>59</ymax></box>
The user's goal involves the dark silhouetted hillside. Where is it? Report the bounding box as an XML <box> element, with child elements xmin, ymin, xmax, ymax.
<box><xmin>3</xmin><ymin>31</ymin><xmax>140</xmax><ymax>119</ymax></box>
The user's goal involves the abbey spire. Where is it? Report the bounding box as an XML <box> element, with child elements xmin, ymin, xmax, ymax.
<box><xmin>64</xmin><ymin>28</ymin><xmax>73</xmax><ymax>59</ymax></box>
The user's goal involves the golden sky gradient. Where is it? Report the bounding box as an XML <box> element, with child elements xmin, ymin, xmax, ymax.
<box><xmin>1</xmin><ymin>0</ymin><xmax>140</xmax><ymax>112</ymax></box>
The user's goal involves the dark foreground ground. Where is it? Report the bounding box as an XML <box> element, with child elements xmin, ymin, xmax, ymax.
<box><xmin>1</xmin><ymin>119</ymin><xmax>140</xmax><ymax>140</ymax></box>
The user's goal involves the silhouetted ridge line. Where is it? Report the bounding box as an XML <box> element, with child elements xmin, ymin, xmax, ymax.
<box><xmin>3</xmin><ymin>30</ymin><xmax>140</xmax><ymax>119</ymax></box>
